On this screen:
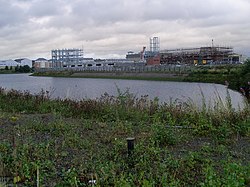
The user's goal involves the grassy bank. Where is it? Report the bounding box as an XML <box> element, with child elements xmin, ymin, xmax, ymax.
<box><xmin>32</xmin><ymin>71</ymin><xmax>187</xmax><ymax>82</ymax></box>
<box><xmin>0</xmin><ymin>88</ymin><xmax>249</xmax><ymax>186</ymax></box>
<box><xmin>0</xmin><ymin>70</ymin><xmax>16</xmax><ymax>74</ymax></box>
<box><xmin>183</xmin><ymin>64</ymin><xmax>250</xmax><ymax>91</ymax></box>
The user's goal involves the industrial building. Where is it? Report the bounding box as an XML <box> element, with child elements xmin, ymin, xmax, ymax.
<box><xmin>33</xmin><ymin>58</ymin><xmax>50</xmax><ymax>68</ymax></box>
<box><xmin>0</xmin><ymin>58</ymin><xmax>33</xmax><ymax>69</ymax></box>
<box><xmin>126</xmin><ymin>37</ymin><xmax>242</xmax><ymax>65</ymax></box>
<box><xmin>126</xmin><ymin>51</ymin><xmax>141</xmax><ymax>62</ymax></box>
<box><xmin>49</xmin><ymin>38</ymin><xmax>242</xmax><ymax>69</ymax></box>
<box><xmin>126</xmin><ymin>37</ymin><xmax>159</xmax><ymax>64</ymax></box>
<box><xmin>160</xmin><ymin>46</ymin><xmax>241</xmax><ymax>65</ymax></box>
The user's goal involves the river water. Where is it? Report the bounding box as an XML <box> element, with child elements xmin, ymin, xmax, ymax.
<box><xmin>0</xmin><ymin>73</ymin><xmax>245</xmax><ymax>109</ymax></box>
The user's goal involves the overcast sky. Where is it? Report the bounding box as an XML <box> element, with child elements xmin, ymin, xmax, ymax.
<box><xmin>1</xmin><ymin>0</ymin><xmax>250</xmax><ymax>60</ymax></box>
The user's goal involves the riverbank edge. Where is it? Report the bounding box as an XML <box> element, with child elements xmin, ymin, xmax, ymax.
<box><xmin>31</xmin><ymin>71</ymin><xmax>190</xmax><ymax>82</ymax></box>
<box><xmin>31</xmin><ymin>71</ymin><xmax>235</xmax><ymax>88</ymax></box>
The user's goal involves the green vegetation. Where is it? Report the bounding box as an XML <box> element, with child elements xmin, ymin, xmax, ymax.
<box><xmin>0</xmin><ymin>87</ymin><xmax>249</xmax><ymax>186</ymax></box>
<box><xmin>184</xmin><ymin>60</ymin><xmax>250</xmax><ymax>92</ymax></box>
<box><xmin>0</xmin><ymin>65</ymin><xmax>32</xmax><ymax>74</ymax></box>
<box><xmin>32</xmin><ymin>71</ymin><xmax>187</xmax><ymax>82</ymax></box>
<box><xmin>15</xmin><ymin>65</ymin><xmax>33</xmax><ymax>73</ymax></box>
<box><xmin>33</xmin><ymin>70</ymin><xmax>74</xmax><ymax>77</ymax></box>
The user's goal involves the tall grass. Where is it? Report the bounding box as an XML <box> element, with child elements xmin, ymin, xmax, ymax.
<box><xmin>0</xmin><ymin>86</ymin><xmax>249</xmax><ymax>128</ymax></box>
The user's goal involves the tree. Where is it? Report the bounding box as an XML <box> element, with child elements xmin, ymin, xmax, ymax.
<box><xmin>16</xmin><ymin>65</ymin><xmax>31</xmax><ymax>73</ymax></box>
<box><xmin>22</xmin><ymin>65</ymin><xmax>31</xmax><ymax>73</ymax></box>
<box><xmin>241</xmin><ymin>59</ymin><xmax>250</xmax><ymax>75</ymax></box>
<box><xmin>5</xmin><ymin>66</ymin><xmax>9</xmax><ymax>70</ymax></box>
<box><xmin>15</xmin><ymin>65</ymin><xmax>20</xmax><ymax>72</ymax></box>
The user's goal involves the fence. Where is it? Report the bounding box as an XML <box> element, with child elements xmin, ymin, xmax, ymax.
<box><xmin>36</xmin><ymin>64</ymin><xmax>194</xmax><ymax>74</ymax></box>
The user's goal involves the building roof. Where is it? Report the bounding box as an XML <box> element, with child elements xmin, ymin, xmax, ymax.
<box><xmin>35</xmin><ymin>58</ymin><xmax>47</xmax><ymax>61</ymax></box>
<box><xmin>0</xmin><ymin>59</ymin><xmax>18</xmax><ymax>66</ymax></box>
<box><xmin>14</xmin><ymin>58</ymin><xmax>24</xmax><ymax>63</ymax></box>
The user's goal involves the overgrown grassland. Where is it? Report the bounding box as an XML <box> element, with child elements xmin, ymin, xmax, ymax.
<box><xmin>0</xmin><ymin>88</ymin><xmax>249</xmax><ymax>186</ymax></box>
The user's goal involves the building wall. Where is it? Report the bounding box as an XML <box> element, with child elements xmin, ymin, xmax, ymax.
<box><xmin>147</xmin><ymin>55</ymin><xmax>161</xmax><ymax>65</ymax></box>
<box><xmin>20</xmin><ymin>59</ymin><xmax>32</xmax><ymax>67</ymax></box>
<box><xmin>34</xmin><ymin>59</ymin><xmax>50</xmax><ymax>68</ymax></box>
<box><xmin>126</xmin><ymin>53</ymin><xmax>141</xmax><ymax>62</ymax></box>
<box><xmin>0</xmin><ymin>60</ymin><xmax>18</xmax><ymax>68</ymax></box>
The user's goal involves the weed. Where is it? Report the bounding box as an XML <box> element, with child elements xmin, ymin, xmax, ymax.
<box><xmin>152</xmin><ymin>123</ymin><xmax>179</xmax><ymax>146</ymax></box>
<box><xmin>0</xmin><ymin>87</ymin><xmax>249</xmax><ymax>186</ymax></box>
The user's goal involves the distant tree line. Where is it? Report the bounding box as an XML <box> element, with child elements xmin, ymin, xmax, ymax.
<box><xmin>2</xmin><ymin>65</ymin><xmax>32</xmax><ymax>73</ymax></box>
<box><xmin>241</xmin><ymin>59</ymin><xmax>250</xmax><ymax>76</ymax></box>
<box><xmin>4</xmin><ymin>66</ymin><xmax>12</xmax><ymax>70</ymax></box>
<box><xmin>14</xmin><ymin>65</ymin><xmax>33</xmax><ymax>73</ymax></box>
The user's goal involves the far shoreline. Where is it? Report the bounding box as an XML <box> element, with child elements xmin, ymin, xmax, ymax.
<box><xmin>31</xmin><ymin>71</ymin><xmax>189</xmax><ymax>82</ymax></box>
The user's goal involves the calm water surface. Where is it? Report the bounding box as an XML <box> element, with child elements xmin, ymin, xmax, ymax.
<box><xmin>0</xmin><ymin>73</ymin><xmax>245</xmax><ymax>108</ymax></box>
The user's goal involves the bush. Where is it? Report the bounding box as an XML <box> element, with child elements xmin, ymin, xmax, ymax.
<box><xmin>15</xmin><ymin>65</ymin><xmax>32</xmax><ymax>73</ymax></box>
<box><xmin>241</xmin><ymin>59</ymin><xmax>250</xmax><ymax>75</ymax></box>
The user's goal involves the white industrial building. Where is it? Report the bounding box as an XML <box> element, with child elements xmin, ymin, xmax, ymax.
<box><xmin>15</xmin><ymin>58</ymin><xmax>32</xmax><ymax>67</ymax></box>
<box><xmin>0</xmin><ymin>59</ymin><xmax>18</xmax><ymax>69</ymax></box>
<box><xmin>0</xmin><ymin>58</ymin><xmax>32</xmax><ymax>69</ymax></box>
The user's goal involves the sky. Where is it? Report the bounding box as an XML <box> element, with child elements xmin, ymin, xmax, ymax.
<box><xmin>0</xmin><ymin>0</ymin><xmax>250</xmax><ymax>60</ymax></box>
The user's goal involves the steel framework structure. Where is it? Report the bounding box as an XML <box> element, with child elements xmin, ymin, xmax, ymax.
<box><xmin>51</xmin><ymin>48</ymin><xmax>84</xmax><ymax>68</ymax></box>
<box><xmin>160</xmin><ymin>46</ymin><xmax>234</xmax><ymax>64</ymax></box>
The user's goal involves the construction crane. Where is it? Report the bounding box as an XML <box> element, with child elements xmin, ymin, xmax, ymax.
<box><xmin>140</xmin><ymin>46</ymin><xmax>146</xmax><ymax>61</ymax></box>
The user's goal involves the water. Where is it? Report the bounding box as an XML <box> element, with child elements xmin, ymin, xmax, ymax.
<box><xmin>0</xmin><ymin>73</ymin><xmax>245</xmax><ymax>109</ymax></box>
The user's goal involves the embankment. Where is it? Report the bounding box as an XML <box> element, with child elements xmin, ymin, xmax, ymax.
<box><xmin>33</xmin><ymin>71</ymin><xmax>188</xmax><ymax>81</ymax></box>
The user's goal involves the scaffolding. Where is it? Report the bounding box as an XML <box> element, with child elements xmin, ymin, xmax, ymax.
<box><xmin>51</xmin><ymin>48</ymin><xmax>84</xmax><ymax>68</ymax></box>
<box><xmin>160</xmin><ymin>46</ymin><xmax>234</xmax><ymax>65</ymax></box>
<box><xmin>150</xmin><ymin>37</ymin><xmax>160</xmax><ymax>52</ymax></box>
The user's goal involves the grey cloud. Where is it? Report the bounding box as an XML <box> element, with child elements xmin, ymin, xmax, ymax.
<box><xmin>0</xmin><ymin>1</ymin><xmax>27</xmax><ymax>28</ymax></box>
<box><xmin>45</xmin><ymin>0</ymin><xmax>250</xmax><ymax>33</ymax></box>
<box><xmin>15</xmin><ymin>0</ymin><xmax>34</xmax><ymax>1</ymax></box>
<box><xmin>1</xmin><ymin>0</ymin><xmax>250</xmax><ymax>59</ymax></box>
<box><xmin>27</xmin><ymin>0</ymin><xmax>63</xmax><ymax>17</ymax></box>
<box><xmin>68</xmin><ymin>0</ymin><xmax>247</xmax><ymax>24</ymax></box>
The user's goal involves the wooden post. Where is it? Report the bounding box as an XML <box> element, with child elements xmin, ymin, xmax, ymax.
<box><xmin>37</xmin><ymin>166</ymin><xmax>39</xmax><ymax>187</ymax></box>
